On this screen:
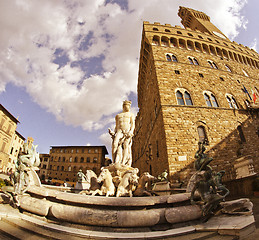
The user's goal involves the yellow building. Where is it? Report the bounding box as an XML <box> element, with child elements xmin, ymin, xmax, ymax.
<box><xmin>39</xmin><ymin>153</ymin><xmax>50</xmax><ymax>181</ymax></box>
<box><xmin>47</xmin><ymin>146</ymin><xmax>108</xmax><ymax>185</ymax></box>
<box><xmin>132</xmin><ymin>7</ymin><xmax>259</xmax><ymax>183</ymax></box>
<box><xmin>0</xmin><ymin>104</ymin><xmax>19</xmax><ymax>173</ymax></box>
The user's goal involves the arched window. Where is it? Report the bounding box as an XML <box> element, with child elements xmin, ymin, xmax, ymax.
<box><xmin>204</xmin><ymin>92</ymin><xmax>219</xmax><ymax>107</ymax></box>
<box><xmin>176</xmin><ymin>90</ymin><xmax>193</xmax><ymax>106</ymax></box>
<box><xmin>197</xmin><ymin>126</ymin><xmax>208</xmax><ymax>143</ymax></box>
<box><xmin>176</xmin><ymin>91</ymin><xmax>185</xmax><ymax>105</ymax></box>
<box><xmin>208</xmin><ymin>60</ymin><xmax>218</xmax><ymax>69</ymax></box>
<box><xmin>172</xmin><ymin>55</ymin><xmax>178</xmax><ymax>62</ymax></box>
<box><xmin>161</xmin><ymin>36</ymin><xmax>169</xmax><ymax>47</ymax></box>
<box><xmin>225</xmin><ymin>65</ymin><xmax>232</xmax><ymax>72</ymax></box>
<box><xmin>68</xmin><ymin>166</ymin><xmax>72</xmax><ymax>171</ymax></box>
<box><xmin>204</xmin><ymin>93</ymin><xmax>212</xmax><ymax>107</ymax></box>
<box><xmin>184</xmin><ymin>91</ymin><xmax>193</xmax><ymax>105</ymax></box>
<box><xmin>62</xmin><ymin>157</ymin><xmax>65</xmax><ymax>162</ymax></box>
<box><xmin>226</xmin><ymin>95</ymin><xmax>238</xmax><ymax>109</ymax></box>
<box><xmin>74</xmin><ymin>157</ymin><xmax>78</xmax><ymax>162</ymax></box>
<box><xmin>188</xmin><ymin>57</ymin><xmax>199</xmax><ymax>65</ymax></box>
<box><xmin>166</xmin><ymin>54</ymin><xmax>171</xmax><ymax>61</ymax></box>
<box><xmin>61</xmin><ymin>166</ymin><xmax>64</xmax><ymax>171</ymax></box>
<box><xmin>57</xmin><ymin>166</ymin><xmax>60</xmax><ymax>171</ymax></box>
<box><xmin>211</xmin><ymin>94</ymin><xmax>219</xmax><ymax>107</ymax></box>
<box><xmin>69</xmin><ymin>157</ymin><xmax>72</xmax><ymax>162</ymax></box>
<box><xmin>152</xmin><ymin>36</ymin><xmax>159</xmax><ymax>46</ymax></box>
<box><xmin>80</xmin><ymin>157</ymin><xmax>84</xmax><ymax>163</ymax></box>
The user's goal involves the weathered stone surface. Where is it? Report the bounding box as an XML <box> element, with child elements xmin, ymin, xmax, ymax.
<box><xmin>19</xmin><ymin>195</ymin><xmax>51</xmax><ymax>216</ymax></box>
<box><xmin>56</xmin><ymin>192</ymin><xmax>157</xmax><ymax>206</ymax></box>
<box><xmin>117</xmin><ymin>209</ymin><xmax>161</xmax><ymax>227</ymax></box>
<box><xmin>167</xmin><ymin>193</ymin><xmax>191</xmax><ymax>203</ymax></box>
<box><xmin>50</xmin><ymin>203</ymin><xmax>118</xmax><ymax>226</ymax></box>
<box><xmin>165</xmin><ymin>205</ymin><xmax>202</xmax><ymax>223</ymax></box>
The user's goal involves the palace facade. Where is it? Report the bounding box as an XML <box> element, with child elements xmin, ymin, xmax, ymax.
<box><xmin>132</xmin><ymin>7</ymin><xmax>259</xmax><ymax>183</ymax></box>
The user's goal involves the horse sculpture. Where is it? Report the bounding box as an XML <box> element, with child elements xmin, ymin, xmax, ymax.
<box><xmin>116</xmin><ymin>169</ymin><xmax>139</xmax><ymax>197</ymax></box>
<box><xmin>92</xmin><ymin>168</ymin><xmax>115</xmax><ymax>197</ymax></box>
<box><xmin>134</xmin><ymin>172</ymin><xmax>156</xmax><ymax>197</ymax></box>
<box><xmin>79</xmin><ymin>170</ymin><xmax>99</xmax><ymax>195</ymax></box>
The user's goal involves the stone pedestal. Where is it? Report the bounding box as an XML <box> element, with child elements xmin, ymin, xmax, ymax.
<box><xmin>152</xmin><ymin>181</ymin><xmax>171</xmax><ymax>195</ymax></box>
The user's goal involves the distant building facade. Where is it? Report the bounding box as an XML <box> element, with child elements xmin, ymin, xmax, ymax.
<box><xmin>0</xmin><ymin>104</ymin><xmax>19</xmax><ymax>172</ymax></box>
<box><xmin>47</xmin><ymin>146</ymin><xmax>108</xmax><ymax>183</ymax></box>
<box><xmin>39</xmin><ymin>153</ymin><xmax>50</xmax><ymax>181</ymax></box>
<box><xmin>132</xmin><ymin>7</ymin><xmax>259</xmax><ymax>183</ymax></box>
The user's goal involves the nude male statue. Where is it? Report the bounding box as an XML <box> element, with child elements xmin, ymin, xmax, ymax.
<box><xmin>108</xmin><ymin>100</ymin><xmax>135</xmax><ymax>166</ymax></box>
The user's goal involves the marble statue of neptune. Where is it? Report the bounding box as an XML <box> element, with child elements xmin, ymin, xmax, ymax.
<box><xmin>109</xmin><ymin>100</ymin><xmax>135</xmax><ymax>166</ymax></box>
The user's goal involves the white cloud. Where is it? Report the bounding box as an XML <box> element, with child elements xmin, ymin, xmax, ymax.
<box><xmin>250</xmin><ymin>38</ymin><xmax>257</xmax><ymax>51</ymax></box>
<box><xmin>0</xmin><ymin>0</ymin><xmax>248</xmax><ymax>132</ymax></box>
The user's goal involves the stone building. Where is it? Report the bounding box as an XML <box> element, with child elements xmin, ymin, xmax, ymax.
<box><xmin>132</xmin><ymin>6</ymin><xmax>259</xmax><ymax>183</ymax></box>
<box><xmin>47</xmin><ymin>146</ymin><xmax>108</xmax><ymax>184</ymax></box>
<box><xmin>38</xmin><ymin>153</ymin><xmax>50</xmax><ymax>181</ymax></box>
<box><xmin>0</xmin><ymin>104</ymin><xmax>19</xmax><ymax>172</ymax></box>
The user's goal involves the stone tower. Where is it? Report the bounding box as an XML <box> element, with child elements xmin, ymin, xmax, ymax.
<box><xmin>132</xmin><ymin>6</ymin><xmax>259</xmax><ymax>183</ymax></box>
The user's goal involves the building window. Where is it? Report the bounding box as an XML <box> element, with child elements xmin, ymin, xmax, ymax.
<box><xmin>61</xmin><ymin>166</ymin><xmax>64</xmax><ymax>171</ymax></box>
<box><xmin>74</xmin><ymin>157</ymin><xmax>78</xmax><ymax>162</ymax></box>
<box><xmin>175</xmin><ymin>70</ymin><xmax>180</xmax><ymax>74</ymax></box>
<box><xmin>63</xmin><ymin>157</ymin><xmax>65</xmax><ymax>162</ymax></box>
<box><xmin>86</xmin><ymin>157</ymin><xmax>90</xmax><ymax>163</ymax></box>
<box><xmin>94</xmin><ymin>149</ymin><xmax>98</xmax><ymax>153</ymax></box>
<box><xmin>80</xmin><ymin>157</ymin><xmax>84</xmax><ymax>163</ymax></box>
<box><xmin>58</xmin><ymin>157</ymin><xmax>61</xmax><ymax>162</ymax></box>
<box><xmin>177</xmin><ymin>31</ymin><xmax>182</xmax><ymax>35</ymax></box>
<box><xmin>68</xmin><ymin>166</ymin><xmax>71</xmax><ymax>171</ymax></box>
<box><xmin>199</xmin><ymin>73</ymin><xmax>204</xmax><ymax>78</ymax></box>
<box><xmin>93</xmin><ymin>157</ymin><xmax>97</xmax><ymax>163</ymax></box>
<box><xmin>57</xmin><ymin>166</ymin><xmax>60</xmax><ymax>171</ymax></box>
<box><xmin>176</xmin><ymin>90</ymin><xmax>193</xmax><ymax>106</ymax></box>
<box><xmin>197</xmin><ymin>126</ymin><xmax>208</xmax><ymax>143</ymax></box>
<box><xmin>176</xmin><ymin>91</ymin><xmax>185</xmax><ymax>105</ymax></box>
<box><xmin>153</xmin><ymin>28</ymin><xmax>158</xmax><ymax>31</ymax></box>
<box><xmin>208</xmin><ymin>60</ymin><xmax>218</xmax><ymax>69</ymax></box>
<box><xmin>166</xmin><ymin>54</ymin><xmax>171</xmax><ymax>61</ymax></box>
<box><xmin>69</xmin><ymin>157</ymin><xmax>72</xmax><ymax>162</ymax></box>
<box><xmin>172</xmin><ymin>55</ymin><xmax>178</xmax><ymax>62</ymax></box>
<box><xmin>152</xmin><ymin>36</ymin><xmax>159</xmax><ymax>45</ymax></box>
<box><xmin>188</xmin><ymin>33</ymin><xmax>193</xmax><ymax>37</ymax></box>
<box><xmin>226</xmin><ymin>95</ymin><xmax>238</xmax><ymax>109</ymax></box>
<box><xmin>188</xmin><ymin>57</ymin><xmax>199</xmax><ymax>65</ymax></box>
<box><xmin>225</xmin><ymin>65</ymin><xmax>232</xmax><ymax>72</ymax></box>
<box><xmin>204</xmin><ymin>92</ymin><xmax>219</xmax><ymax>107</ymax></box>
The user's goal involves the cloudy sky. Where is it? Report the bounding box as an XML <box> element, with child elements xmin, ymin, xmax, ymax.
<box><xmin>0</xmin><ymin>0</ymin><xmax>258</xmax><ymax>157</ymax></box>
